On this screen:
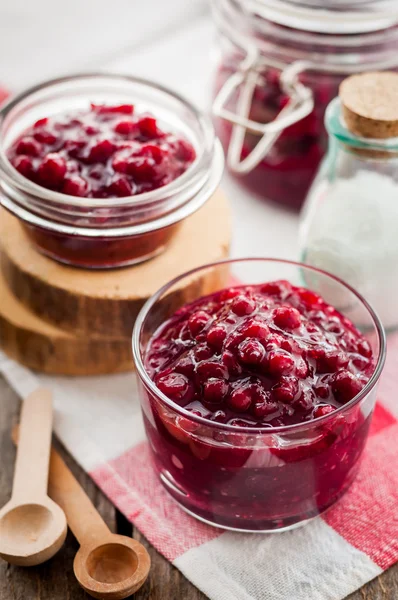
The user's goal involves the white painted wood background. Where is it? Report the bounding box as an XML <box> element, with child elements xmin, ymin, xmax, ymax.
<box><xmin>0</xmin><ymin>0</ymin><xmax>299</xmax><ymax>260</ymax></box>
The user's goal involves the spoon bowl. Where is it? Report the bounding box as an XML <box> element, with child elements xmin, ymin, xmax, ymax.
<box><xmin>74</xmin><ymin>534</ymin><xmax>150</xmax><ymax>599</ymax></box>
<box><xmin>48</xmin><ymin>449</ymin><xmax>151</xmax><ymax>598</ymax></box>
<box><xmin>0</xmin><ymin>497</ymin><xmax>67</xmax><ymax>566</ymax></box>
<box><xmin>0</xmin><ymin>389</ymin><xmax>67</xmax><ymax>567</ymax></box>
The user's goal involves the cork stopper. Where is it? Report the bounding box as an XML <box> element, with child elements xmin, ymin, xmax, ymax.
<box><xmin>339</xmin><ymin>72</ymin><xmax>398</xmax><ymax>139</ymax></box>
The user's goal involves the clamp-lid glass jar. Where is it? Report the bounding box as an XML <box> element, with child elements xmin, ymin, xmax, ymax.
<box><xmin>212</xmin><ymin>0</ymin><xmax>398</xmax><ymax>210</ymax></box>
<box><xmin>0</xmin><ymin>74</ymin><xmax>224</xmax><ymax>269</ymax></box>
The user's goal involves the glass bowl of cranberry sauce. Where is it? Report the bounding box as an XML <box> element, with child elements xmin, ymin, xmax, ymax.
<box><xmin>0</xmin><ymin>74</ymin><xmax>223</xmax><ymax>268</ymax></box>
<box><xmin>133</xmin><ymin>258</ymin><xmax>386</xmax><ymax>532</ymax></box>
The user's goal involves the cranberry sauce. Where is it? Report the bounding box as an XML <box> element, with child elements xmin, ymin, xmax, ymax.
<box><xmin>5</xmin><ymin>103</ymin><xmax>196</xmax><ymax>267</ymax></box>
<box><xmin>7</xmin><ymin>103</ymin><xmax>196</xmax><ymax>198</ymax></box>
<box><xmin>215</xmin><ymin>64</ymin><xmax>341</xmax><ymax>210</ymax></box>
<box><xmin>141</xmin><ymin>281</ymin><xmax>376</xmax><ymax>530</ymax></box>
<box><xmin>146</xmin><ymin>281</ymin><xmax>374</xmax><ymax>426</ymax></box>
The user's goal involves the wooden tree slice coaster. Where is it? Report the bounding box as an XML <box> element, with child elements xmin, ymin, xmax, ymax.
<box><xmin>0</xmin><ymin>190</ymin><xmax>231</xmax><ymax>339</ymax></box>
<box><xmin>0</xmin><ymin>267</ymin><xmax>133</xmax><ymax>376</ymax></box>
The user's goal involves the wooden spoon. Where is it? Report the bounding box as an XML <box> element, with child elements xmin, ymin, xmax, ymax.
<box><xmin>48</xmin><ymin>448</ymin><xmax>150</xmax><ymax>599</ymax></box>
<box><xmin>0</xmin><ymin>389</ymin><xmax>67</xmax><ymax>566</ymax></box>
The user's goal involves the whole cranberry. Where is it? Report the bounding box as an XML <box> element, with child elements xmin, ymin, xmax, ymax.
<box><xmin>272</xmin><ymin>376</ymin><xmax>299</xmax><ymax>403</ymax></box>
<box><xmin>137</xmin><ymin>116</ymin><xmax>159</xmax><ymax>138</ymax></box>
<box><xmin>12</xmin><ymin>156</ymin><xmax>34</xmax><ymax>178</ymax></box>
<box><xmin>194</xmin><ymin>344</ymin><xmax>213</xmax><ymax>361</ymax></box>
<box><xmin>231</xmin><ymin>295</ymin><xmax>256</xmax><ymax>316</ymax></box>
<box><xmin>157</xmin><ymin>372</ymin><xmax>194</xmax><ymax>403</ymax></box>
<box><xmin>260</xmin><ymin>281</ymin><xmax>290</xmax><ymax>297</ymax></box>
<box><xmin>238</xmin><ymin>339</ymin><xmax>266</xmax><ymax>366</ymax></box>
<box><xmin>62</xmin><ymin>175</ymin><xmax>88</xmax><ymax>197</ymax></box>
<box><xmin>108</xmin><ymin>176</ymin><xmax>133</xmax><ymax>197</ymax></box>
<box><xmin>114</xmin><ymin>120</ymin><xmax>137</xmax><ymax>135</ymax></box>
<box><xmin>241</xmin><ymin>318</ymin><xmax>269</xmax><ymax>340</ymax></box>
<box><xmin>37</xmin><ymin>154</ymin><xmax>67</xmax><ymax>187</ymax></box>
<box><xmin>314</xmin><ymin>382</ymin><xmax>330</xmax><ymax>400</ymax></box>
<box><xmin>174</xmin><ymin>354</ymin><xmax>195</xmax><ymax>376</ymax></box>
<box><xmin>33</xmin><ymin>129</ymin><xmax>58</xmax><ymax>144</ymax></box>
<box><xmin>88</xmin><ymin>139</ymin><xmax>116</xmax><ymax>163</ymax></box>
<box><xmin>298</xmin><ymin>288</ymin><xmax>322</xmax><ymax>307</ymax></box>
<box><xmin>357</xmin><ymin>339</ymin><xmax>372</xmax><ymax>358</ymax></box>
<box><xmin>221</xmin><ymin>349</ymin><xmax>243</xmax><ymax>376</ymax></box>
<box><xmin>92</xmin><ymin>103</ymin><xmax>134</xmax><ymax>115</ymax></box>
<box><xmin>228</xmin><ymin>387</ymin><xmax>252</xmax><ymax>412</ymax></box>
<box><xmin>126</xmin><ymin>157</ymin><xmax>156</xmax><ymax>181</ymax></box>
<box><xmin>314</xmin><ymin>404</ymin><xmax>335</xmax><ymax>419</ymax></box>
<box><xmin>203</xmin><ymin>378</ymin><xmax>229</xmax><ymax>404</ymax></box>
<box><xmin>141</xmin><ymin>144</ymin><xmax>164</xmax><ymax>164</ymax></box>
<box><xmin>315</xmin><ymin>349</ymin><xmax>349</xmax><ymax>374</ymax></box>
<box><xmin>15</xmin><ymin>136</ymin><xmax>42</xmax><ymax>157</ymax></box>
<box><xmin>295</xmin><ymin>356</ymin><xmax>309</xmax><ymax>379</ymax></box>
<box><xmin>293</xmin><ymin>389</ymin><xmax>315</xmax><ymax>411</ymax></box>
<box><xmin>112</xmin><ymin>156</ymin><xmax>129</xmax><ymax>173</ymax></box>
<box><xmin>174</xmin><ymin>139</ymin><xmax>196</xmax><ymax>162</ymax></box>
<box><xmin>267</xmin><ymin>351</ymin><xmax>295</xmax><ymax>377</ymax></box>
<box><xmin>188</xmin><ymin>311</ymin><xmax>211</xmax><ymax>337</ymax></box>
<box><xmin>196</xmin><ymin>360</ymin><xmax>228</xmax><ymax>381</ymax></box>
<box><xmin>206</xmin><ymin>324</ymin><xmax>227</xmax><ymax>351</ymax></box>
<box><xmin>252</xmin><ymin>390</ymin><xmax>278</xmax><ymax>418</ymax></box>
<box><xmin>331</xmin><ymin>370</ymin><xmax>364</xmax><ymax>404</ymax></box>
<box><xmin>273</xmin><ymin>306</ymin><xmax>301</xmax><ymax>330</ymax></box>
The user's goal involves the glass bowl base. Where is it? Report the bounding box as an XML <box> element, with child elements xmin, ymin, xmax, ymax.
<box><xmin>34</xmin><ymin>243</ymin><xmax>165</xmax><ymax>269</ymax></box>
<box><xmin>175</xmin><ymin>499</ymin><xmax>315</xmax><ymax>534</ymax></box>
<box><xmin>159</xmin><ymin>471</ymin><xmax>318</xmax><ymax>533</ymax></box>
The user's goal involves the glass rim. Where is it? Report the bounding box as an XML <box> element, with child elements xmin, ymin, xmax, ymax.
<box><xmin>217</xmin><ymin>0</ymin><xmax>398</xmax><ymax>36</ymax></box>
<box><xmin>0</xmin><ymin>141</ymin><xmax>224</xmax><ymax>237</ymax></box>
<box><xmin>132</xmin><ymin>257</ymin><xmax>387</xmax><ymax>436</ymax></box>
<box><xmin>0</xmin><ymin>72</ymin><xmax>216</xmax><ymax>210</ymax></box>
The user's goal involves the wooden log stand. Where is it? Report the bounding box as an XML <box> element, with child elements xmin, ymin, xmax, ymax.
<box><xmin>0</xmin><ymin>268</ymin><xmax>133</xmax><ymax>376</ymax></box>
<box><xmin>0</xmin><ymin>190</ymin><xmax>231</xmax><ymax>375</ymax></box>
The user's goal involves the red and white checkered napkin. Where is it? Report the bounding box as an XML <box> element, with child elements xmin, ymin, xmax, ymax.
<box><xmin>0</xmin><ymin>331</ymin><xmax>397</xmax><ymax>600</ymax></box>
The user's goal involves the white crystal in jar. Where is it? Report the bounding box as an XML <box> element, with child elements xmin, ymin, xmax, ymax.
<box><xmin>301</xmin><ymin>170</ymin><xmax>398</xmax><ymax>330</ymax></box>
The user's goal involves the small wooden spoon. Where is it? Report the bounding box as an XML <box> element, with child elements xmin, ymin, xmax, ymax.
<box><xmin>0</xmin><ymin>389</ymin><xmax>67</xmax><ymax>566</ymax></box>
<box><xmin>48</xmin><ymin>448</ymin><xmax>150</xmax><ymax>599</ymax></box>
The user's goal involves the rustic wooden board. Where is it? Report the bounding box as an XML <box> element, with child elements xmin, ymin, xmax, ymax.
<box><xmin>0</xmin><ymin>376</ymin><xmax>396</xmax><ymax>599</ymax></box>
<box><xmin>0</xmin><ymin>189</ymin><xmax>231</xmax><ymax>339</ymax></box>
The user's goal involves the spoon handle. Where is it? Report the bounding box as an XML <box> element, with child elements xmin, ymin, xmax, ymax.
<box><xmin>48</xmin><ymin>449</ymin><xmax>109</xmax><ymax>546</ymax></box>
<box><xmin>12</xmin><ymin>388</ymin><xmax>53</xmax><ymax>501</ymax></box>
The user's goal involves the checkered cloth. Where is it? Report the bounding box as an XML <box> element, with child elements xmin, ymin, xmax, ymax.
<box><xmin>1</xmin><ymin>332</ymin><xmax>397</xmax><ymax>600</ymax></box>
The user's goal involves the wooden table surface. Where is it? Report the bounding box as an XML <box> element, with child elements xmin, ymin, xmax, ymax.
<box><xmin>0</xmin><ymin>376</ymin><xmax>397</xmax><ymax>599</ymax></box>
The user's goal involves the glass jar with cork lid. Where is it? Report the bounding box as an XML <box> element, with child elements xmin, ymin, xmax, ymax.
<box><xmin>300</xmin><ymin>71</ymin><xmax>398</xmax><ymax>331</ymax></box>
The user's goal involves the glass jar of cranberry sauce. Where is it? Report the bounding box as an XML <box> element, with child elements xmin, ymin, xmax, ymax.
<box><xmin>133</xmin><ymin>259</ymin><xmax>386</xmax><ymax>532</ymax></box>
<box><xmin>212</xmin><ymin>0</ymin><xmax>398</xmax><ymax>209</ymax></box>
<box><xmin>0</xmin><ymin>74</ymin><xmax>224</xmax><ymax>268</ymax></box>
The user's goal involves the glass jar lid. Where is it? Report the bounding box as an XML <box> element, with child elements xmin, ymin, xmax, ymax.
<box><xmin>238</xmin><ymin>0</ymin><xmax>398</xmax><ymax>33</ymax></box>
